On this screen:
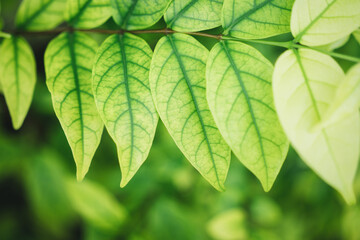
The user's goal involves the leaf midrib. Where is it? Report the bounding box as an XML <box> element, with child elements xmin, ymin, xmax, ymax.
<box><xmin>17</xmin><ymin>0</ymin><xmax>54</xmax><ymax>29</ymax></box>
<box><xmin>224</xmin><ymin>0</ymin><xmax>274</xmax><ymax>34</ymax></box>
<box><xmin>119</xmin><ymin>34</ymin><xmax>135</xmax><ymax>179</ymax></box>
<box><xmin>67</xmin><ymin>32</ymin><xmax>85</xmax><ymax>168</ymax></box>
<box><xmin>293</xmin><ymin>49</ymin><xmax>348</xmax><ymax>194</ymax></box>
<box><xmin>221</xmin><ymin>41</ymin><xmax>269</xmax><ymax>187</ymax></box>
<box><xmin>167</xmin><ymin>35</ymin><xmax>222</xmax><ymax>189</ymax></box>
<box><xmin>116</xmin><ymin>0</ymin><xmax>139</xmax><ymax>28</ymax></box>
<box><xmin>12</xmin><ymin>37</ymin><xmax>20</xmax><ymax>122</ymax></box>
<box><xmin>68</xmin><ymin>0</ymin><xmax>92</xmax><ymax>26</ymax></box>
<box><xmin>167</xmin><ymin>0</ymin><xmax>197</xmax><ymax>28</ymax></box>
<box><xmin>294</xmin><ymin>0</ymin><xmax>337</xmax><ymax>42</ymax></box>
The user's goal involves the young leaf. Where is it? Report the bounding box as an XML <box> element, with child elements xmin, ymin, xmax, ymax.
<box><xmin>66</xmin><ymin>179</ymin><xmax>127</xmax><ymax>231</ymax></box>
<box><xmin>16</xmin><ymin>0</ymin><xmax>66</xmax><ymax>30</ymax></box>
<box><xmin>65</xmin><ymin>0</ymin><xmax>112</xmax><ymax>29</ymax></box>
<box><xmin>291</xmin><ymin>0</ymin><xmax>360</xmax><ymax>46</ymax></box>
<box><xmin>165</xmin><ymin>0</ymin><xmax>223</xmax><ymax>32</ymax></box>
<box><xmin>222</xmin><ymin>0</ymin><xmax>294</xmax><ymax>39</ymax></box>
<box><xmin>93</xmin><ymin>33</ymin><xmax>158</xmax><ymax>187</ymax></box>
<box><xmin>206</xmin><ymin>41</ymin><xmax>289</xmax><ymax>191</ymax></box>
<box><xmin>111</xmin><ymin>0</ymin><xmax>170</xmax><ymax>30</ymax></box>
<box><xmin>0</xmin><ymin>36</ymin><xmax>36</xmax><ymax>129</ymax></box>
<box><xmin>149</xmin><ymin>33</ymin><xmax>231</xmax><ymax>191</ymax></box>
<box><xmin>44</xmin><ymin>32</ymin><xmax>104</xmax><ymax>181</ymax></box>
<box><xmin>272</xmin><ymin>48</ymin><xmax>359</xmax><ymax>204</ymax></box>
<box><xmin>323</xmin><ymin>63</ymin><xmax>360</xmax><ymax>125</ymax></box>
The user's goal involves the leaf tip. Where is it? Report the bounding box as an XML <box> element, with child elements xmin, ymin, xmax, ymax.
<box><xmin>342</xmin><ymin>189</ymin><xmax>357</xmax><ymax>206</ymax></box>
<box><xmin>76</xmin><ymin>165</ymin><xmax>88</xmax><ymax>182</ymax></box>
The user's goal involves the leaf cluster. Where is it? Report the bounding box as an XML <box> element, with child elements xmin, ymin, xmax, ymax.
<box><xmin>0</xmin><ymin>0</ymin><xmax>360</xmax><ymax>204</ymax></box>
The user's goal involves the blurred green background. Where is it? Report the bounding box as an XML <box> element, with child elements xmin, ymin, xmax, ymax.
<box><xmin>1</xmin><ymin>1</ymin><xmax>360</xmax><ymax>239</ymax></box>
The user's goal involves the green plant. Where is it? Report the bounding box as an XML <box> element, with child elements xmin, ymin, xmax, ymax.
<box><xmin>0</xmin><ymin>0</ymin><xmax>359</xmax><ymax>204</ymax></box>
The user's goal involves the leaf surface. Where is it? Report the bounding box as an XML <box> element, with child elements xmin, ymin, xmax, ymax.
<box><xmin>149</xmin><ymin>33</ymin><xmax>231</xmax><ymax>191</ymax></box>
<box><xmin>206</xmin><ymin>41</ymin><xmax>288</xmax><ymax>191</ymax></box>
<box><xmin>165</xmin><ymin>0</ymin><xmax>223</xmax><ymax>32</ymax></box>
<box><xmin>111</xmin><ymin>0</ymin><xmax>170</xmax><ymax>30</ymax></box>
<box><xmin>44</xmin><ymin>32</ymin><xmax>104</xmax><ymax>181</ymax></box>
<box><xmin>353</xmin><ymin>29</ymin><xmax>360</xmax><ymax>45</ymax></box>
<box><xmin>273</xmin><ymin>48</ymin><xmax>359</xmax><ymax>204</ymax></box>
<box><xmin>291</xmin><ymin>0</ymin><xmax>360</xmax><ymax>46</ymax></box>
<box><xmin>65</xmin><ymin>0</ymin><xmax>111</xmax><ymax>29</ymax></box>
<box><xmin>66</xmin><ymin>179</ymin><xmax>127</xmax><ymax>231</ymax></box>
<box><xmin>93</xmin><ymin>33</ymin><xmax>158</xmax><ymax>187</ymax></box>
<box><xmin>0</xmin><ymin>36</ymin><xmax>36</xmax><ymax>129</ymax></box>
<box><xmin>16</xmin><ymin>0</ymin><xmax>66</xmax><ymax>30</ymax></box>
<box><xmin>222</xmin><ymin>0</ymin><xmax>294</xmax><ymax>39</ymax></box>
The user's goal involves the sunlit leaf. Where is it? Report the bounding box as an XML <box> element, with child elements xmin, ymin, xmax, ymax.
<box><xmin>66</xmin><ymin>179</ymin><xmax>127</xmax><ymax>231</ymax></box>
<box><xmin>44</xmin><ymin>32</ymin><xmax>104</xmax><ymax>181</ymax></box>
<box><xmin>149</xmin><ymin>33</ymin><xmax>231</xmax><ymax>191</ymax></box>
<box><xmin>207</xmin><ymin>41</ymin><xmax>288</xmax><ymax>191</ymax></box>
<box><xmin>317</xmin><ymin>36</ymin><xmax>349</xmax><ymax>52</ymax></box>
<box><xmin>16</xmin><ymin>0</ymin><xmax>66</xmax><ymax>30</ymax></box>
<box><xmin>291</xmin><ymin>0</ymin><xmax>360</xmax><ymax>46</ymax></box>
<box><xmin>93</xmin><ymin>33</ymin><xmax>158</xmax><ymax>187</ymax></box>
<box><xmin>165</xmin><ymin>0</ymin><xmax>223</xmax><ymax>32</ymax></box>
<box><xmin>273</xmin><ymin>48</ymin><xmax>359</xmax><ymax>204</ymax></box>
<box><xmin>222</xmin><ymin>0</ymin><xmax>294</xmax><ymax>39</ymax></box>
<box><xmin>111</xmin><ymin>0</ymin><xmax>170</xmax><ymax>30</ymax></box>
<box><xmin>0</xmin><ymin>36</ymin><xmax>36</xmax><ymax>129</ymax></box>
<box><xmin>65</xmin><ymin>0</ymin><xmax>112</xmax><ymax>29</ymax></box>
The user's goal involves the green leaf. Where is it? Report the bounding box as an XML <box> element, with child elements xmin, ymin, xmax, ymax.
<box><xmin>44</xmin><ymin>32</ymin><xmax>104</xmax><ymax>181</ymax></box>
<box><xmin>206</xmin><ymin>41</ymin><xmax>288</xmax><ymax>191</ymax></box>
<box><xmin>165</xmin><ymin>0</ymin><xmax>223</xmax><ymax>32</ymax></box>
<box><xmin>291</xmin><ymin>0</ymin><xmax>360</xmax><ymax>46</ymax></box>
<box><xmin>222</xmin><ymin>0</ymin><xmax>294</xmax><ymax>39</ymax></box>
<box><xmin>149</xmin><ymin>33</ymin><xmax>230</xmax><ymax>191</ymax></box>
<box><xmin>66</xmin><ymin>179</ymin><xmax>127</xmax><ymax>231</ymax></box>
<box><xmin>65</xmin><ymin>0</ymin><xmax>112</xmax><ymax>29</ymax></box>
<box><xmin>206</xmin><ymin>209</ymin><xmax>247</xmax><ymax>240</ymax></box>
<box><xmin>24</xmin><ymin>150</ymin><xmax>74</xmax><ymax>235</ymax></box>
<box><xmin>111</xmin><ymin>0</ymin><xmax>170</xmax><ymax>30</ymax></box>
<box><xmin>0</xmin><ymin>36</ymin><xmax>36</xmax><ymax>129</ymax></box>
<box><xmin>93</xmin><ymin>33</ymin><xmax>158</xmax><ymax>187</ymax></box>
<box><xmin>272</xmin><ymin>48</ymin><xmax>359</xmax><ymax>204</ymax></box>
<box><xmin>353</xmin><ymin>29</ymin><xmax>360</xmax><ymax>45</ymax></box>
<box><xmin>16</xmin><ymin>0</ymin><xmax>66</xmax><ymax>30</ymax></box>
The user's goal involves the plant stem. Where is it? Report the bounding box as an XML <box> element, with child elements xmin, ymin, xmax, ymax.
<box><xmin>8</xmin><ymin>27</ymin><xmax>360</xmax><ymax>62</ymax></box>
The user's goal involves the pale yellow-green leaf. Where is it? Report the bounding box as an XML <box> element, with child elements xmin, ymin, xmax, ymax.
<box><xmin>322</xmin><ymin>63</ymin><xmax>360</xmax><ymax>126</ymax></box>
<box><xmin>291</xmin><ymin>0</ymin><xmax>360</xmax><ymax>46</ymax></box>
<box><xmin>66</xmin><ymin>179</ymin><xmax>127</xmax><ymax>231</ymax></box>
<box><xmin>65</xmin><ymin>0</ymin><xmax>112</xmax><ymax>29</ymax></box>
<box><xmin>206</xmin><ymin>41</ymin><xmax>289</xmax><ymax>191</ymax></box>
<box><xmin>222</xmin><ymin>0</ymin><xmax>294</xmax><ymax>39</ymax></box>
<box><xmin>0</xmin><ymin>36</ymin><xmax>36</xmax><ymax>129</ymax></box>
<box><xmin>165</xmin><ymin>0</ymin><xmax>223</xmax><ymax>32</ymax></box>
<box><xmin>44</xmin><ymin>32</ymin><xmax>104</xmax><ymax>181</ymax></box>
<box><xmin>111</xmin><ymin>0</ymin><xmax>170</xmax><ymax>30</ymax></box>
<box><xmin>317</xmin><ymin>35</ymin><xmax>349</xmax><ymax>52</ymax></box>
<box><xmin>93</xmin><ymin>33</ymin><xmax>158</xmax><ymax>187</ymax></box>
<box><xmin>273</xmin><ymin>48</ymin><xmax>359</xmax><ymax>204</ymax></box>
<box><xmin>16</xmin><ymin>0</ymin><xmax>66</xmax><ymax>30</ymax></box>
<box><xmin>149</xmin><ymin>33</ymin><xmax>231</xmax><ymax>191</ymax></box>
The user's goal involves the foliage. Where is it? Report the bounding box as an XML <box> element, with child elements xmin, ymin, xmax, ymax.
<box><xmin>0</xmin><ymin>2</ymin><xmax>360</xmax><ymax>238</ymax></box>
